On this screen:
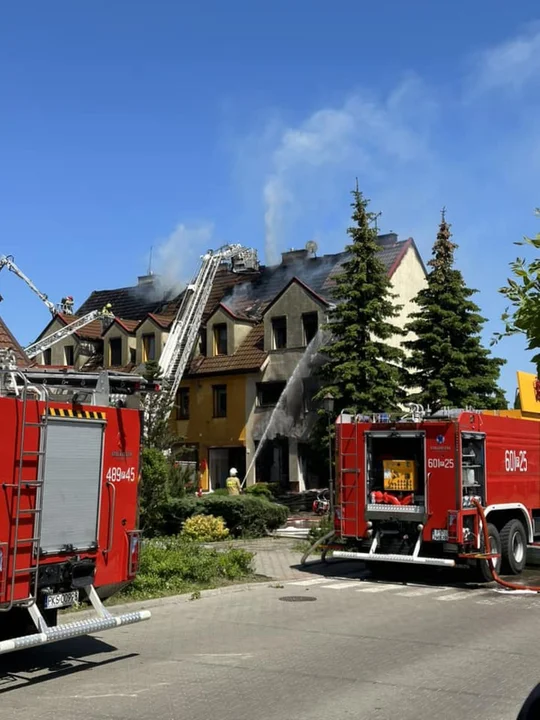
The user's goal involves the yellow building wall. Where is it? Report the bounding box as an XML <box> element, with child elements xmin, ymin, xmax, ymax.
<box><xmin>173</xmin><ymin>374</ymin><xmax>247</xmax><ymax>491</ymax></box>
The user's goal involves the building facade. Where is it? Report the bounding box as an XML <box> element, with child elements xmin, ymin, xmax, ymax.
<box><xmin>29</xmin><ymin>233</ymin><xmax>427</xmax><ymax>494</ymax></box>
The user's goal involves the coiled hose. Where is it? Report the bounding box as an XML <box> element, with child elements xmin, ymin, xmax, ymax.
<box><xmin>472</xmin><ymin>498</ymin><xmax>540</xmax><ymax>593</ymax></box>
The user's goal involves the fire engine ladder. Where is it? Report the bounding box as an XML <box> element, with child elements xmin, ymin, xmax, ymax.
<box><xmin>0</xmin><ymin>255</ymin><xmax>58</xmax><ymax>315</ymax></box>
<box><xmin>157</xmin><ymin>244</ymin><xmax>251</xmax><ymax>408</ymax></box>
<box><xmin>1</xmin><ymin>373</ymin><xmax>51</xmax><ymax>611</ymax></box>
<box><xmin>24</xmin><ymin>305</ymin><xmax>114</xmax><ymax>359</ymax></box>
<box><xmin>339</xmin><ymin>412</ymin><xmax>361</xmax><ymax>538</ymax></box>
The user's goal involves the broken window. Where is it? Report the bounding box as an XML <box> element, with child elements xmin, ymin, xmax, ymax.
<box><xmin>271</xmin><ymin>316</ymin><xmax>287</xmax><ymax>349</ymax></box>
<box><xmin>64</xmin><ymin>345</ymin><xmax>75</xmax><ymax>366</ymax></box>
<box><xmin>257</xmin><ymin>381</ymin><xmax>286</xmax><ymax>407</ymax></box>
<box><xmin>302</xmin><ymin>312</ymin><xmax>318</xmax><ymax>345</ymax></box>
<box><xmin>109</xmin><ymin>337</ymin><xmax>122</xmax><ymax>366</ymax></box>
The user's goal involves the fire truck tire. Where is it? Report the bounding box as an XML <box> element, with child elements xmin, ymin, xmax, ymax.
<box><xmin>476</xmin><ymin>523</ymin><xmax>502</xmax><ymax>583</ymax></box>
<box><xmin>500</xmin><ymin>518</ymin><xmax>527</xmax><ymax>575</ymax></box>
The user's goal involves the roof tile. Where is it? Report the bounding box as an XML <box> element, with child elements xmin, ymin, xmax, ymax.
<box><xmin>186</xmin><ymin>324</ymin><xmax>266</xmax><ymax>376</ymax></box>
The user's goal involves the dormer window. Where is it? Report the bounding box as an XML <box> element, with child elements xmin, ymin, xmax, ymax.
<box><xmin>302</xmin><ymin>312</ymin><xmax>318</xmax><ymax>345</ymax></box>
<box><xmin>109</xmin><ymin>337</ymin><xmax>122</xmax><ymax>366</ymax></box>
<box><xmin>142</xmin><ymin>333</ymin><xmax>156</xmax><ymax>361</ymax></box>
<box><xmin>213</xmin><ymin>323</ymin><xmax>227</xmax><ymax>355</ymax></box>
<box><xmin>271</xmin><ymin>316</ymin><xmax>287</xmax><ymax>349</ymax></box>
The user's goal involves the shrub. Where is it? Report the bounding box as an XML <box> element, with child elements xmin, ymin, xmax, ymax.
<box><xmin>181</xmin><ymin>514</ymin><xmax>229</xmax><ymax>542</ymax></box>
<box><xmin>245</xmin><ymin>482</ymin><xmax>274</xmax><ymax>499</ymax></box>
<box><xmin>124</xmin><ymin>536</ymin><xmax>254</xmax><ymax>598</ymax></box>
<box><xmin>196</xmin><ymin>495</ymin><xmax>289</xmax><ymax>538</ymax></box>
<box><xmin>143</xmin><ymin>493</ymin><xmax>289</xmax><ymax>539</ymax></box>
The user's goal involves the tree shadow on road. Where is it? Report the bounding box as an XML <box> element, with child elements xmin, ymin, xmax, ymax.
<box><xmin>0</xmin><ymin>636</ymin><xmax>137</xmax><ymax>694</ymax></box>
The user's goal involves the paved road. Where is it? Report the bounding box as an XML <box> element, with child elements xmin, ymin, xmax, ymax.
<box><xmin>1</xmin><ymin>567</ymin><xmax>539</xmax><ymax>720</ymax></box>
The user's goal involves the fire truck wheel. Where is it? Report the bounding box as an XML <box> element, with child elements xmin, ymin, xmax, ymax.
<box><xmin>476</xmin><ymin>523</ymin><xmax>502</xmax><ymax>583</ymax></box>
<box><xmin>500</xmin><ymin>518</ymin><xmax>527</xmax><ymax>575</ymax></box>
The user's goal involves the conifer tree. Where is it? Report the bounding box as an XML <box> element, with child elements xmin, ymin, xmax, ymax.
<box><xmin>315</xmin><ymin>184</ymin><xmax>406</xmax><ymax>414</ymax></box>
<box><xmin>402</xmin><ymin>211</ymin><xmax>506</xmax><ymax>410</ymax></box>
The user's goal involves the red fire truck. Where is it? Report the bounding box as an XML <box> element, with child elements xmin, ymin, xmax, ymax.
<box><xmin>0</xmin><ymin>353</ymin><xmax>158</xmax><ymax>655</ymax></box>
<box><xmin>331</xmin><ymin>404</ymin><xmax>540</xmax><ymax>581</ymax></box>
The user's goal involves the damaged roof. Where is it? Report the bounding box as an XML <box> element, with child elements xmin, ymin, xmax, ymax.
<box><xmin>76</xmin><ymin>281</ymin><xmax>177</xmax><ymax>321</ymax></box>
<box><xmin>218</xmin><ymin>235</ymin><xmax>413</xmax><ymax>320</ymax></box>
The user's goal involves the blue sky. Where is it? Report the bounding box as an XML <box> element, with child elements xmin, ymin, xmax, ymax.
<box><xmin>2</xmin><ymin>1</ymin><xmax>540</xmax><ymax>401</ymax></box>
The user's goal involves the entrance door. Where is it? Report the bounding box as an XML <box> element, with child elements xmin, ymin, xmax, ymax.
<box><xmin>209</xmin><ymin>448</ymin><xmax>229</xmax><ymax>490</ymax></box>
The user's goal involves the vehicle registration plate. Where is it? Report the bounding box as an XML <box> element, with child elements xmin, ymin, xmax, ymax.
<box><xmin>44</xmin><ymin>590</ymin><xmax>79</xmax><ymax>610</ymax></box>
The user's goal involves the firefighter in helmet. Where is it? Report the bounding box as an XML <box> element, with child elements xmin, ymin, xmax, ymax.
<box><xmin>226</xmin><ymin>467</ymin><xmax>242</xmax><ymax>495</ymax></box>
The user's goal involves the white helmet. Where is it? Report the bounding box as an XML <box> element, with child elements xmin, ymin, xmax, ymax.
<box><xmin>229</xmin><ymin>467</ymin><xmax>238</xmax><ymax>476</ymax></box>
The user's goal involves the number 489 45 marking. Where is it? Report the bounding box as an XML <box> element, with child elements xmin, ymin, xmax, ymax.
<box><xmin>106</xmin><ymin>467</ymin><xmax>136</xmax><ymax>482</ymax></box>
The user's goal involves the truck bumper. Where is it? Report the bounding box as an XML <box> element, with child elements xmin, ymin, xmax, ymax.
<box><xmin>0</xmin><ymin>608</ymin><xmax>151</xmax><ymax>655</ymax></box>
<box><xmin>0</xmin><ymin>584</ymin><xmax>151</xmax><ymax>656</ymax></box>
<box><xmin>332</xmin><ymin>549</ymin><xmax>456</xmax><ymax>568</ymax></box>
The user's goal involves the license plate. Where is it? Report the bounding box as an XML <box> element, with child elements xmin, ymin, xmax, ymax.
<box><xmin>44</xmin><ymin>590</ymin><xmax>79</xmax><ymax>610</ymax></box>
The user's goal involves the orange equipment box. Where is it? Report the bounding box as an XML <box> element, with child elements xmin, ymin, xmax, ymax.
<box><xmin>383</xmin><ymin>459</ymin><xmax>417</xmax><ymax>492</ymax></box>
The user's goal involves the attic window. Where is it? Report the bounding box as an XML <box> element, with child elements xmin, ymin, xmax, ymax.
<box><xmin>213</xmin><ymin>323</ymin><xmax>227</xmax><ymax>355</ymax></box>
<box><xmin>142</xmin><ymin>333</ymin><xmax>156</xmax><ymax>362</ymax></box>
<box><xmin>64</xmin><ymin>345</ymin><xmax>74</xmax><ymax>366</ymax></box>
<box><xmin>43</xmin><ymin>348</ymin><xmax>52</xmax><ymax>365</ymax></box>
<box><xmin>302</xmin><ymin>312</ymin><xmax>318</xmax><ymax>345</ymax></box>
<box><xmin>271</xmin><ymin>316</ymin><xmax>287</xmax><ymax>349</ymax></box>
<box><xmin>109</xmin><ymin>337</ymin><xmax>122</xmax><ymax>366</ymax></box>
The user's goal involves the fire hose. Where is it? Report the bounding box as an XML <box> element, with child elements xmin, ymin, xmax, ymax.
<box><xmin>472</xmin><ymin>498</ymin><xmax>540</xmax><ymax>593</ymax></box>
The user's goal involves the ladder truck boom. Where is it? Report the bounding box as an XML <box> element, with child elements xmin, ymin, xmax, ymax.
<box><xmin>24</xmin><ymin>304</ymin><xmax>114</xmax><ymax>359</ymax></box>
<box><xmin>0</xmin><ymin>255</ymin><xmax>58</xmax><ymax>315</ymax></box>
<box><xmin>157</xmin><ymin>244</ymin><xmax>258</xmax><ymax>407</ymax></box>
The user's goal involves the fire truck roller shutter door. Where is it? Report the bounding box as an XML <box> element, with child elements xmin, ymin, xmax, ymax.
<box><xmin>40</xmin><ymin>419</ymin><xmax>105</xmax><ymax>554</ymax></box>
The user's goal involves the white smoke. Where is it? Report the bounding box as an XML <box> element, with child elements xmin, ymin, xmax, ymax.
<box><xmin>261</xmin><ymin>80</ymin><xmax>434</xmax><ymax>265</ymax></box>
<box><xmin>152</xmin><ymin>221</ymin><xmax>215</xmax><ymax>296</ymax></box>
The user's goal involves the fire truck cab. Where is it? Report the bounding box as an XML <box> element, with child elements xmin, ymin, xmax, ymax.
<box><xmin>0</xmin><ymin>349</ymin><xmax>158</xmax><ymax>655</ymax></box>
<box><xmin>332</xmin><ymin>401</ymin><xmax>540</xmax><ymax>581</ymax></box>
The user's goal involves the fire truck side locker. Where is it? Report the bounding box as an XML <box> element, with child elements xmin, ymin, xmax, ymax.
<box><xmin>0</xmin><ymin>361</ymin><xmax>155</xmax><ymax>655</ymax></box>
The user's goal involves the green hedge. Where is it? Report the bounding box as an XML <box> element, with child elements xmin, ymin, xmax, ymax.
<box><xmin>148</xmin><ymin>494</ymin><xmax>289</xmax><ymax>538</ymax></box>
<box><xmin>122</xmin><ymin>536</ymin><xmax>255</xmax><ymax>599</ymax></box>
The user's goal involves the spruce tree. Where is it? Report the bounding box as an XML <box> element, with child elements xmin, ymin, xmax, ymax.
<box><xmin>315</xmin><ymin>184</ymin><xmax>406</xmax><ymax>414</ymax></box>
<box><xmin>402</xmin><ymin>211</ymin><xmax>506</xmax><ymax>411</ymax></box>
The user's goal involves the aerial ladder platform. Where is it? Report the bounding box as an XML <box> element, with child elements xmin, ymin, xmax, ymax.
<box><xmin>156</xmin><ymin>244</ymin><xmax>258</xmax><ymax>409</ymax></box>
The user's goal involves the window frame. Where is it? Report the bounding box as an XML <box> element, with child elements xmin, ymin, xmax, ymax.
<box><xmin>212</xmin><ymin>384</ymin><xmax>227</xmax><ymax>418</ymax></box>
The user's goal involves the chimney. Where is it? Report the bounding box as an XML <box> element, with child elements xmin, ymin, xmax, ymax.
<box><xmin>281</xmin><ymin>249</ymin><xmax>308</xmax><ymax>265</ymax></box>
<box><xmin>377</xmin><ymin>233</ymin><xmax>398</xmax><ymax>247</ymax></box>
<box><xmin>137</xmin><ymin>273</ymin><xmax>156</xmax><ymax>286</ymax></box>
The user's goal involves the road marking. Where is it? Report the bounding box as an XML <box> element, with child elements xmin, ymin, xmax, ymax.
<box><xmin>437</xmin><ymin>592</ymin><xmax>471</xmax><ymax>602</ymax></box>
<box><xmin>395</xmin><ymin>586</ymin><xmax>448</xmax><ymax>598</ymax></box>
<box><xmin>319</xmin><ymin>581</ymin><xmax>362</xmax><ymax>589</ymax></box>
<box><xmin>288</xmin><ymin>578</ymin><xmax>330</xmax><ymax>586</ymax></box>
<box><xmin>355</xmin><ymin>584</ymin><xmax>402</xmax><ymax>593</ymax></box>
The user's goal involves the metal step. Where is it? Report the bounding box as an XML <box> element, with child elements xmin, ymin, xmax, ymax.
<box><xmin>332</xmin><ymin>549</ymin><xmax>456</xmax><ymax>567</ymax></box>
<box><xmin>22</xmin><ymin>450</ymin><xmax>45</xmax><ymax>456</ymax></box>
<box><xmin>0</xmin><ymin>584</ymin><xmax>152</xmax><ymax>655</ymax></box>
